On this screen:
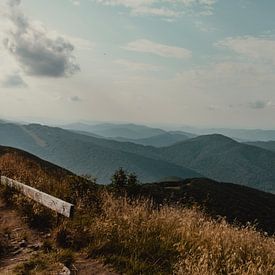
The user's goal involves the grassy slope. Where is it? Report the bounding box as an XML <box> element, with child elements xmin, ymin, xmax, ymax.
<box><xmin>137</xmin><ymin>178</ymin><xmax>275</xmax><ymax>234</ymax></box>
<box><xmin>0</xmin><ymin>147</ymin><xmax>274</xmax><ymax>274</ymax></box>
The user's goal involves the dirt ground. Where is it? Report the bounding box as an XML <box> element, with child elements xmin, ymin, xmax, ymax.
<box><xmin>0</xmin><ymin>200</ymin><xmax>117</xmax><ymax>275</ymax></box>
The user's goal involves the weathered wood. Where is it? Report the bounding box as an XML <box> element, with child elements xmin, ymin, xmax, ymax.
<box><xmin>0</xmin><ymin>176</ymin><xmax>74</xmax><ymax>218</ymax></box>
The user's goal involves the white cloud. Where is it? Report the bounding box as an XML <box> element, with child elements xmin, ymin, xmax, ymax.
<box><xmin>123</xmin><ymin>39</ymin><xmax>192</xmax><ymax>59</ymax></box>
<box><xmin>94</xmin><ymin>0</ymin><xmax>217</xmax><ymax>18</ymax></box>
<box><xmin>114</xmin><ymin>59</ymin><xmax>161</xmax><ymax>71</ymax></box>
<box><xmin>216</xmin><ymin>36</ymin><xmax>275</xmax><ymax>65</ymax></box>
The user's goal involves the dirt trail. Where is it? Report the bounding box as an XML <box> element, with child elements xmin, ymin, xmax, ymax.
<box><xmin>0</xmin><ymin>200</ymin><xmax>117</xmax><ymax>274</ymax></box>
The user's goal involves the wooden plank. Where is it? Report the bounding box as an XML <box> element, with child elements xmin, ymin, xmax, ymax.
<box><xmin>0</xmin><ymin>176</ymin><xmax>74</xmax><ymax>218</ymax></box>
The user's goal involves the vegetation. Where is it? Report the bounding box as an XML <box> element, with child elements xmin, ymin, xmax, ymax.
<box><xmin>247</xmin><ymin>140</ymin><xmax>275</xmax><ymax>153</ymax></box>
<box><xmin>0</xmin><ymin>233</ymin><xmax>9</xmax><ymax>260</ymax></box>
<box><xmin>52</xmin><ymin>193</ymin><xmax>275</xmax><ymax>274</ymax></box>
<box><xmin>0</xmin><ymin>148</ymin><xmax>275</xmax><ymax>274</ymax></box>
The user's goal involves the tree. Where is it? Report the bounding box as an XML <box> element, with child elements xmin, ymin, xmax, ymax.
<box><xmin>111</xmin><ymin>167</ymin><xmax>128</xmax><ymax>188</ymax></box>
<box><xmin>127</xmin><ymin>172</ymin><xmax>138</xmax><ymax>186</ymax></box>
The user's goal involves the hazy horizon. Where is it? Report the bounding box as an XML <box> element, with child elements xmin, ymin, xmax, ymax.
<box><xmin>2</xmin><ymin>115</ymin><xmax>275</xmax><ymax>132</ymax></box>
<box><xmin>1</xmin><ymin>0</ymin><xmax>275</xmax><ymax>129</ymax></box>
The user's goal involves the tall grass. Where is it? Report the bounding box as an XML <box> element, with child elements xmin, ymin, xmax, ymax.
<box><xmin>57</xmin><ymin>192</ymin><xmax>275</xmax><ymax>274</ymax></box>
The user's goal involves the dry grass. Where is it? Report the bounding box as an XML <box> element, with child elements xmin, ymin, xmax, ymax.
<box><xmin>0</xmin><ymin>233</ymin><xmax>9</xmax><ymax>260</ymax></box>
<box><xmin>57</xmin><ymin>192</ymin><xmax>275</xmax><ymax>274</ymax></box>
<box><xmin>0</xmin><ymin>150</ymin><xmax>275</xmax><ymax>274</ymax></box>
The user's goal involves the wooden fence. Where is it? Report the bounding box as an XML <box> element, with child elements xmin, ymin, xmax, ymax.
<box><xmin>0</xmin><ymin>176</ymin><xmax>74</xmax><ymax>218</ymax></box>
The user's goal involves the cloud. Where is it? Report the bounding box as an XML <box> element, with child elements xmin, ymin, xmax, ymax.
<box><xmin>216</xmin><ymin>36</ymin><xmax>275</xmax><ymax>65</ymax></box>
<box><xmin>114</xmin><ymin>59</ymin><xmax>161</xmax><ymax>71</ymax></box>
<box><xmin>3</xmin><ymin>1</ymin><xmax>80</xmax><ymax>77</ymax></box>
<box><xmin>123</xmin><ymin>39</ymin><xmax>192</xmax><ymax>59</ymax></box>
<box><xmin>94</xmin><ymin>0</ymin><xmax>217</xmax><ymax>18</ymax></box>
<box><xmin>70</xmin><ymin>0</ymin><xmax>80</xmax><ymax>5</ymax></box>
<box><xmin>8</xmin><ymin>0</ymin><xmax>21</xmax><ymax>7</ymax></box>
<box><xmin>69</xmin><ymin>95</ymin><xmax>82</xmax><ymax>102</ymax></box>
<box><xmin>249</xmin><ymin>100</ymin><xmax>271</xmax><ymax>109</ymax></box>
<box><xmin>2</xmin><ymin>72</ymin><xmax>27</xmax><ymax>88</ymax></box>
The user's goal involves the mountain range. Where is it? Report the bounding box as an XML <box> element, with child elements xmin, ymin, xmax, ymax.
<box><xmin>0</xmin><ymin>122</ymin><xmax>201</xmax><ymax>183</ymax></box>
<box><xmin>0</xmin><ymin>121</ymin><xmax>275</xmax><ymax>193</ymax></box>
<box><xmin>63</xmin><ymin>122</ymin><xmax>195</xmax><ymax>147</ymax></box>
<box><xmin>182</xmin><ymin>127</ymin><xmax>275</xmax><ymax>142</ymax></box>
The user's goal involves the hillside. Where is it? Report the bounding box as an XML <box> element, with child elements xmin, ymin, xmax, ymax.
<box><xmin>246</xmin><ymin>141</ymin><xmax>275</xmax><ymax>153</ymax></box>
<box><xmin>0</xmin><ymin>123</ymin><xmax>201</xmax><ymax>183</ymax></box>
<box><xmin>1</xmin><ymin>145</ymin><xmax>275</xmax><ymax>234</ymax></box>
<box><xmin>137</xmin><ymin>178</ymin><xmax>275</xmax><ymax>234</ymax></box>
<box><xmin>0</xmin><ymin>145</ymin><xmax>86</xmax><ymax>202</ymax></box>
<box><xmin>0</xmin><ymin>147</ymin><xmax>116</xmax><ymax>274</ymax></box>
<box><xmin>0</xmin><ymin>147</ymin><xmax>275</xmax><ymax>274</ymax></box>
<box><xmin>158</xmin><ymin>134</ymin><xmax>275</xmax><ymax>193</ymax></box>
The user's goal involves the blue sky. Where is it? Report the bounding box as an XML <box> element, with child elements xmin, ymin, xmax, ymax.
<box><xmin>0</xmin><ymin>0</ymin><xmax>275</xmax><ymax>128</ymax></box>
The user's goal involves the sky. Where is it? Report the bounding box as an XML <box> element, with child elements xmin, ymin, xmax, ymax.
<box><xmin>0</xmin><ymin>0</ymin><xmax>275</xmax><ymax>128</ymax></box>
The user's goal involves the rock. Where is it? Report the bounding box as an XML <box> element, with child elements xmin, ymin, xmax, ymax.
<box><xmin>60</xmin><ymin>265</ymin><xmax>71</xmax><ymax>275</ymax></box>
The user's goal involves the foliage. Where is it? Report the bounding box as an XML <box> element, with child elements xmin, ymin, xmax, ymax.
<box><xmin>110</xmin><ymin>168</ymin><xmax>139</xmax><ymax>194</ymax></box>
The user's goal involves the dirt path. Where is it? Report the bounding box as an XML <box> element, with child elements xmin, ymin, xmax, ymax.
<box><xmin>0</xmin><ymin>200</ymin><xmax>117</xmax><ymax>275</ymax></box>
<box><xmin>0</xmin><ymin>200</ymin><xmax>41</xmax><ymax>274</ymax></box>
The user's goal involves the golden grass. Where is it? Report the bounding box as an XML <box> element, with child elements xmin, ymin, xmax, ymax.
<box><xmin>59</xmin><ymin>192</ymin><xmax>275</xmax><ymax>275</ymax></box>
<box><xmin>0</xmin><ymin>152</ymin><xmax>274</xmax><ymax>274</ymax></box>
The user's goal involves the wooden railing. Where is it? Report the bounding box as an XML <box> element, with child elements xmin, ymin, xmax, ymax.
<box><xmin>0</xmin><ymin>176</ymin><xmax>74</xmax><ymax>218</ymax></box>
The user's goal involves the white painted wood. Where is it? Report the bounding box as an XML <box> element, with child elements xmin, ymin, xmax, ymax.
<box><xmin>0</xmin><ymin>176</ymin><xmax>74</xmax><ymax>218</ymax></box>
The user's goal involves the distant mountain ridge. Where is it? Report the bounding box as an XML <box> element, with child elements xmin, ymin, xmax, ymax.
<box><xmin>0</xmin><ymin>122</ymin><xmax>201</xmax><ymax>183</ymax></box>
<box><xmin>182</xmin><ymin>127</ymin><xmax>275</xmax><ymax>141</ymax></box>
<box><xmin>246</xmin><ymin>141</ymin><xmax>275</xmax><ymax>153</ymax></box>
<box><xmin>63</xmin><ymin>122</ymin><xmax>166</xmax><ymax>139</ymax></box>
<box><xmin>158</xmin><ymin>134</ymin><xmax>275</xmax><ymax>193</ymax></box>
<box><xmin>1</xmin><ymin>121</ymin><xmax>275</xmax><ymax>192</ymax></box>
<box><xmin>113</xmin><ymin>131</ymin><xmax>195</xmax><ymax>147</ymax></box>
